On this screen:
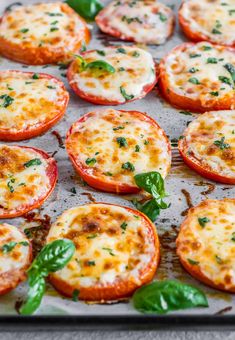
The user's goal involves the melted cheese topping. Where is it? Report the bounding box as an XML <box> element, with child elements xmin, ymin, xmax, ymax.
<box><xmin>0</xmin><ymin>71</ymin><xmax>68</xmax><ymax>132</ymax></box>
<box><xmin>66</xmin><ymin>109</ymin><xmax>171</xmax><ymax>186</ymax></box>
<box><xmin>183</xmin><ymin>110</ymin><xmax>235</xmax><ymax>177</ymax></box>
<box><xmin>70</xmin><ymin>46</ymin><xmax>156</xmax><ymax>103</ymax></box>
<box><xmin>96</xmin><ymin>0</ymin><xmax>174</xmax><ymax>44</ymax></box>
<box><xmin>164</xmin><ymin>42</ymin><xmax>235</xmax><ymax>106</ymax></box>
<box><xmin>0</xmin><ymin>2</ymin><xmax>86</xmax><ymax>50</ymax></box>
<box><xmin>177</xmin><ymin>199</ymin><xmax>235</xmax><ymax>290</ymax></box>
<box><xmin>0</xmin><ymin>145</ymin><xmax>50</xmax><ymax>212</ymax></box>
<box><xmin>0</xmin><ymin>223</ymin><xmax>30</xmax><ymax>274</ymax></box>
<box><xmin>47</xmin><ymin>204</ymin><xmax>156</xmax><ymax>287</ymax></box>
<box><xmin>180</xmin><ymin>0</ymin><xmax>235</xmax><ymax>46</ymax></box>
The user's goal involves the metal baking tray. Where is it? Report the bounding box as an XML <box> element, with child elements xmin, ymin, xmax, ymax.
<box><xmin>0</xmin><ymin>0</ymin><xmax>235</xmax><ymax>331</ymax></box>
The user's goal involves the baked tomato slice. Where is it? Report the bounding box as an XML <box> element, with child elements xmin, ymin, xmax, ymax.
<box><xmin>65</xmin><ymin>108</ymin><xmax>171</xmax><ymax>194</ymax></box>
<box><xmin>0</xmin><ymin>145</ymin><xmax>58</xmax><ymax>218</ymax></box>
<box><xmin>158</xmin><ymin>42</ymin><xmax>235</xmax><ymax>112</ymax></box>
<box><xmin>178</xmin><ymin>110</ymin><xmax>235</xmax><ymax>184</ymax></box>
<box><xmin>0</xmin><ymin>2</ymin><xmax>90</xmax><ymax>65</ymax></box>
<box><xmin>179</xmin><ymin>0</ymin><xmax>235</xmax><ymax>47</ymax></box>
<box><xmin>96</xmin><ymin>0</ymin><xmax>174</xmax><ymax>45</ymax></box>
<box><xmin>67</xmin><ymin>46</ymin><xmax>158</xmax><ymax>105</ymax></box>
<box><xmin>0</xmin><ymin>70</ymin><xmax>69</xmax><ymax>141</ymax></box>
<box><xmin>47</xmin><ymin>203</ymin><xmax>160</xmax><ymax>302</ymax></box>
<box><xmin>177</xmin><ymin>198</ymin><xmax>235</xmax><ymax>293</ymax></box>
<box><xmin>0</xmin><ymin>223</ymin><xmax>32</xmax><ymax>295</ymax></box>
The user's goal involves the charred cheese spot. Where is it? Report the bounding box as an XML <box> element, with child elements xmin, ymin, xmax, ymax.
<box><xmin>0</xmin><ymin>145</ymin><xmax>50</xmax><ymax>212</ymax></box>
<box><xmin>0</xmin><ymin>71</ymin><xmax>68</xmax><ymax>132</ymax></box>
<box><xmin>182</xmin><ymin>110</ymin><xmax>235</xmax><ymax>178</ymax></box>
<box><xmin>0</xmin><ymin>2</ymin><xmax>87</xmax><ymax>51</ymax></box>
<box><xmin>177</xmin><ymin>199</ymin><xmax>235</xmax><ymax>291</ymax></box>
<box><xmin>69</xmin><ymin>46</ymin><xmax>156</xmax><ymax>103</ymax></box>
<box><xmin>0</xmin><ymin>223</ymin><xmax>30</xmax><ymax>274</ymax></box>
<box><xmin>96</xmin><ymin>0</ymin><xmax>174</xmax><ymax>44</ymax></box>
<box><xmin>180</xmin><ymin>0</ymin><xmax>235</xmax><ymax>46</ymax></box>
<box><xmin>164</xmin><ymin>42</ymin><xmax>235</xmax><ymax>106</ymax></box>
<box><xmin>47</xmin><ymin>204</ymin><xmax>156</xmax><ymax>287</ymax></box>
<box><xmin>66</xmin><ymin>109</ymin><xmax>171</xmax><ymax>186</ymax></box>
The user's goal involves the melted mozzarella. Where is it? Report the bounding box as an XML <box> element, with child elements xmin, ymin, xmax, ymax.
<box><xmin>177</xmin><ymin>199</ymin><xmax>235</xmax><ymax>290</ymax></box>
<box><xmin>0</xmin><ymin>223</ymin><xmax>30</xmax><ymax>273</ymax></box>
<box><xmin>0</xmin><ymin>145</ymin><xmax>50</xmax><ymax>211</ymax></box>
<box><xmin>183</xmin><ymin>110</ymin><xmax>235</xmax><ymax>177</ymax></box>
<box><xmin>0</xmin><ymin>2</ymin><xmax>86</xmax><ymax>50</ymax></box>
<box><xmin>0</xmin><ymin>71</ymin><xmax>68</xmax><ymax>131</ymax></box>
<box><xmin>47</xmin><ymin>204</ymin><xmax>156</xmax><ymax>287</ymax></box>
<box><xmin>180</xmin><ymin>0</ymin><xmax>235</xmax><ymax>46</ymax></box>
<box><xmin>165</xmin><ymin>42</ymin><xmax>235</xmax><ymax>106</ymax></box>
<box><xmin>66</xmin><ymin>109</ymin><xmax>171</xmax><ymax>186</ymax></box>
<box><xmin>70</xmin><ymin>46</ymin><xmax>156</xmax><ymax>103</ymax></box>
<box><xmin>96</xmin><ymin>0</ymin><xmax>174</xmax><ymax>44</ymax></box>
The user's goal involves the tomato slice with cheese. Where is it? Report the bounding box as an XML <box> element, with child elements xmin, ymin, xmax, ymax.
<box><xmin>0</xmin><ymin>70</ymin><xmax>69</xmax><ymax>141</ymax></box>
<box><xmin>179</xmin><ymin>110</ymin><xmax>235</xmax><ymax>184</ymax></box>
<box><xmin>0</xmin><ymin>2</ymin><xmax>90</xmax><ymax>65</ymax></box>
<box><xmin>158</xmin><ymin>42</ymin><xmax>235</xmax><ymax>112</ymax></box>
<box><xmin>47</xmin><ymin>203</ymin><xmax>160</xmax><ymax>302</ymax></box>
<box><xmin>65</xmin><ymin>109</ymin><xmax>171</xmax><ymax>193</ymax></box>
<box><xmin>179</xmin><ymin>0</ymin><xmax>235</xmax><ymax>47</ymax></box>
<box><xmin>0</xmin><ymin>145</ymin><xmax>58</xmax><ymax>218</ymax></box>
<box><xmin>176</xmin><ymin>198</ymin><xmax>235</xmax><ymax>293</ymax></box>
<box><xmin>95</xmin><ymin>0</ymin><xmax>174</xmax><ymax>45</ymax></box>
<box><xmin>67</xmin><ymin>46</ymin><xmax>158</xmax><ymax>105</ymax></box>
<box><xmin>0</xmin><ymin>223</ymin><xmax>32</xmax><ymax>295</ymax></box>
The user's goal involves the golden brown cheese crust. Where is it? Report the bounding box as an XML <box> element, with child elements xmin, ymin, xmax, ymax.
<box><xmin>0</xmin><ymin>223</ymin><xmax>32</xmax><ymax>295</ymax></box>
<box><xmin>0</xmin><ymin>2</ymin><xmax>90</xmax><ymax>65</ymax></box>
<box><xmin>176</xmin><ymin>198</ymin><xmax>235</xmax><ymax>292</ymax></box>
<box><xmin>47</xmin><ymin>203</ymin><xmax>160</xmax><ymax>302</ymax></box>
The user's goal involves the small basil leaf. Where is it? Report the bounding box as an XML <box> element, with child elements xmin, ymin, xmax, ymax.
<box><xmin>66</xmin><ymin>0</ymin><xmax>103</xmax><ymax>20</ymax></box>
<box><xmin>30</xmin><ymin>239</ymin><xmax>75</xmax><ymax>274</ymax></box>
<box><xmin>133</xmin><ymin>280</ymin><xmax>208</xmax><ymax>314</ymax></box>
<box><xmin>134</xmin><ymin>171</ymin><xmax>165</xmax><ymax>196</ymax></box>
<box><xmin>19</xmin><ymin>276</ymin><xmax>46</xmax><ymax>315</ymax></box>
<box><xmin>133</xmin><ymin>199</ymin><xmax>160</xmax><ymax>222</ymax></box>
<box><xmin>85</xmin><ymin>60</ymin><xmax>115</xmax><ymax>74</ymax></box>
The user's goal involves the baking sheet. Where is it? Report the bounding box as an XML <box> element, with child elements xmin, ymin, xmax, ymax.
<box><xmin>0</xmin><ymin>0</ymin><xmax>234</xmax><ymax>318</ymax></box>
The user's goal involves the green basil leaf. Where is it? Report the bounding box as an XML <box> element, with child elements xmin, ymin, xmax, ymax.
<box><xmin>66</xmin><ymin>0</ymin><xmax>103</xmax><ymax>20</ymax></box>
<box><xmin>24</xmin><ymin>158</ymin><xmax>42</xmax><ymax>168</ymax></box>
<box><xmin>133</xmin><ymin>198</ymin><xmax>160</xmax><ymax>222</ymax></box>
<box><xmin>133</xmin><ymin>280</ymin><xmax>208</xmax><ymax>314</ymax></box>
<box><xmin>85</xmin><ymin>60</ymin><xmax>115</xmax><ymax>74</ymax></box>
<box><xmin>29</xmin><ymin>239</ymin><xmax>75</xmax><ymax>275</ymax></box>
<box><xmin>19</xmin><ymin>276</ymin><xmax>46</xmax><ymax>315</ymax></box>
<box><xmin>134</xmin><ymin>171</ymin><xmax>165</xmax><ymax>196</ymax></box>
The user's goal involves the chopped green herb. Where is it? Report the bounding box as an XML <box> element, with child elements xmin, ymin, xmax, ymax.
<box><xmin>218</xmin><ymin>76</ymin><xmax>232</xmax><ymax>86</ymax></box>
<box><xmin>132</xmin><ymin>51</ymin><xmax>140</xmax><ymax>57</ymax></box>
<box><xmin>24</xmin><ymin>158</ymin><xmax>42</xmax><ymax>168</ymax></box>
<box><xmin>51</xmin><ymin>20</ymin><xmax>58</xmax><ymax>25</ymax></box>
<box><xmin>32</xmin><ymin>73</ymin><xmax>39</xmax><ymax>80</ymax></box>
<box><xmin>96</xmin><ymin>50</ymin><xmax>105</xmax><ymax>56</ymax></box>
<box><xmin>87</xmin><ymin>260</ymin><xmax>96</xmax><ymax>266</ymax></box>
<box><xmin>118</xmin><ymin>67</ymin><xmax>125</xmax><ymax>71</ymax></box>
<box><xmin>229</xmin><ymin>9</ymin><xmax>235</xmax><ymax>15</ymax></box>
<box><xmin>189</xmin><ymin>67</ymin><xmax>199</xmax><ymax>73</ymax></box>
<box><xmin>224</xmin><ymin>63</ymin><xmax>235</xmax><ymax>84</ymax></box>
<box><xmin>72</xmin><ymin>289</ymin><xmax>79</xmax><ymax>302</ymax></box>
<box><xmin>210</xmin><ymin>91</ymin><xmax>219</xmax><ymax>96</ymax></box>
<box><xmin>7</xmin><ymin>84</ymin><xmax>13</xmax><ymax>91</ymax></box>
<box><xmin>45</xmin><ymin>12</ymin><xmax>63</xmax><ymax>16</ymax></box>
<box><xmin>85</xmin><ymin>158</ymin><xmax>96</xmax><ymax>166</ymax></box>
<box><xmin>189</xmin><ymin>53</ymin><xmax>201</xmax><ymax>58</ymax></box>
<box><xmin>1</xmin><ymin>241</ymin><xmax>17</xmax><ymax>253</ymax></box>
<box><xmin>215</xmin><ymin>255</ymin><xmax>223</xmax><ymax>264</ymax></box>
<box><xmin>158</xmin><ymin>12</ymin><xmax>167</xmax><ymax>22</ymax></box>
<box><xmin>202</xmin><ymin>46</ymin><xmax>212</xmax><ymax>51</ymax></box>
<box><xmin>116</xmin><ymin>136</ymin><xmax>128</xmax><ymax>147</ymax></box>
<box><xmin>50</xmin><ymin>27</ymin><xmax>59</xmax><ymax>32</ymax></box>
<box><xmin>122</xmin><ymin>162</ymin><xmax>135</xmax><ymax>172</ymax></box>
<box><xmin>207</xmin><ymin>57</ymin><xmax>218</xmax><ymax>64</ymax></box>
<box><xmin>0</xmin><ymin>94</ymin><xmax>14</xmax><ymax>108</ymax></box>
<box><xmin>187</xmin><ymin>259</ymin><xmax>199</xmax><ymax>265</ymax></box>
<box><xmin>116</xmin><ymin>47</ymin><xmax>126</xmax><ymax>54</ymax></box>
<box><xmin>212</xmin><ymin>28</ymin><xmax>222</xmax><ymax>34</ymax></box>
<box><xmin>144</xmin><ymin>140</ymin><xmax>149</xmax><ymax>145</ymax></box>
<box><xmin>135</xmin><ymin>145</ymin><xmax>140</xmax><ymax>152</ymax></box>
<box><xmin>121</xmin><ymin>15</ymin><xmax>142</xmax><ymax>24</ymax></box>
<box><xmin>198</xmin><ymin>217</ymin><xmax>210</xmax><ymax>228</ymax></box>
<box><xmin>20</xmin><ymin>28</ymin><xmax>29</xmax><ymax>33</ymax></box>
<box><xmin>120</xmin><ymin>86</ymin><xmax>134</xmax><ymax>100</ymax></box>
<box><xmin>179</xmin><ymin>110</ymin><xmax>192</xmax><ymax>116</ymax></box>
<box><xmin>47</xmin><ymin>86</ymin><xmax>56</xmax><ymax>89</ymax></box>
<box><xmin>25</xmin><ymin>81</ymin><xmax>33</xmax><ymax>84</ymax></box>
<box><xmin>214</xmin><ymin>136</ymin><xmax>230</xmax><ymax>150</ymax></box>
<box><xmin>102</xmin><ymin>247</ymin><xmax>115</xmax><ymax>256</ymax></box>
<box><xmin>188</xmin><ymin>77</ymin><xmax>200</xmax><ymax>85</ymax></box>
<box><xmin>120</xmin><ymin>222</ymin><xmax>128</xmax><ymax>231</ymax></box>
<box><xmin>70</xmin><ymin>187</ymin><xmax>77</xmax><ymax>194</ymax></box>
<box><xmin>113</xmin><ymin>126</ymin><xmax>124</xmax><ymax>131</ymax></box>
<box><xmin>104</xmin><ymin>172</ymin><xmax>113</xmax><ymax>176</ymax></box>
<box><xmin>231</xmin><ymin>232</ymin><xmax>235</xmax><ymax>242</ymax></box>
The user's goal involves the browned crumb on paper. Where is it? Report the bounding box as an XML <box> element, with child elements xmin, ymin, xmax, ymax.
<box><xmin>194</xmin><ymin>181</ymin><xmax>215</xmax><ymax>195</ymax></box>
<box><xmin>51</xmin><ymin>130</ymin><xmax>64</xmax><ymax>149</ymax></box>
<box><xmin>215</xmin><ymin>306</ymin><xmax>233</xmax><ymax>315</ymax></box>
<box><xmin>181</xmin><ymin>189</ymin><xmax>193</xmax><ymax>216</ymax></box>
<box><xmin>81</xmin><ymin>192</ymin><xmax>96</xmax><ymax>203</ymax></box>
